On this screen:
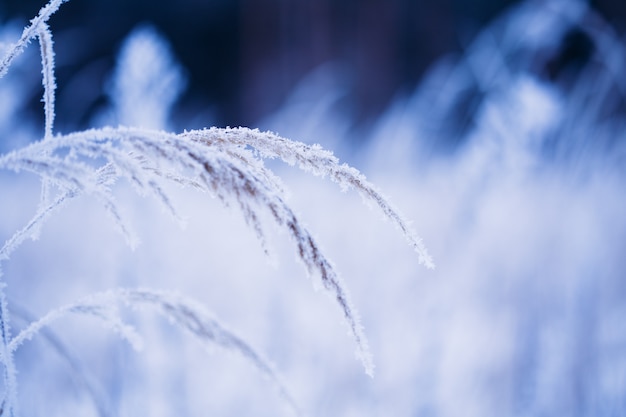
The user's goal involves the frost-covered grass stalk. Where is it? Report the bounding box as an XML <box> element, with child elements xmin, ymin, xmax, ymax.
<box><xmin>0</xmin><ymin>1</ymin><xmax>432</xmax><ymax>415</ymax></box>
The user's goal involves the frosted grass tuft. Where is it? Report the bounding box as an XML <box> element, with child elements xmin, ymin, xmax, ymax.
<box><xmin>0</xmin><ymin>0</ymin><xmax>432</xmax><ymax>414</ymax></box>
<box><xmin>184</xmin><ymin>127</ymin><xmax>435</xmax><ymax>269</ymax></box>
<box><xmin>9</xmin><ymin>288</ymin><xmax>302</xmax><ymax>416</ymax></box>
<box><xmin>0</xmin><ymin>0</ymin><xmax>68</xmax><ymax>78</ymax></box>
<box><xmin>0</xmin><ymin>126</ymin><xmax>384</xmax><ymax>375</ymax></box>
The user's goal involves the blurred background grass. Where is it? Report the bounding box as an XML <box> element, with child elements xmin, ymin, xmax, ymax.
<box><xmin>1</xmin><ymin>0</ymin><xmax>623</xmax><ymax>135</ymax></box>
<box><xmin>2</xmin><ymin>1</ymin><xmax>626</xmax><ymax>416</ymax></box>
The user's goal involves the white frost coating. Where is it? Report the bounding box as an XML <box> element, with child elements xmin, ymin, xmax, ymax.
<box><xmin>0</xmin><ymin>126</ymin><xmax>376</xmax><ymax>375</ymax></box>
<box><xmin>0</xmin><ymin>0</ymin><xmax>68</xmax><ymax>78</ymax></box>
<box><xmin>0</xmin><ymin>125</ymin><xmax>435</xmax><ymax>377</ymax></box>
<box><xmin>0</xmin><ymin>0</ymin><xmax>433</xmax><ymax>412</ymax></box>
<box><xmin>0</xmin><ymin>285</ymin><xmax>18</xmax><ymax>417</ymax></box>
<box><xmin>9</xmin><ymin>292</ymin><xmax>144</xmax><ymax>353</ymax></box>
<box><xmin>184</xmin><ymin>127</ymin><xmax>435</xmax><ymax>269</ymax></box>
<box><xmin>10</xmin><ymin>288</ymin><xmax>301</xmax><ymax>416</ymax></box>
<box><xmin>0</xmin><ymin>188</ymin><xmax>74</xmax><ymax>262</ymax></box>
<box><xmin>37</xmin><ymin>23</ymin><xmax>56</xmax><ymax>139</ymax></box>
<box><xmin>120</xmin><ymin>288</ymin><xmax>301</xmax><ymax>416</ymax></box>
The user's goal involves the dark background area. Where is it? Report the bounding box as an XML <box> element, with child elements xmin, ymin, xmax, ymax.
<box><xmin>1</xmin><ymin>0</ymin><xmax>625</xmax><ymax>132</ymax></box>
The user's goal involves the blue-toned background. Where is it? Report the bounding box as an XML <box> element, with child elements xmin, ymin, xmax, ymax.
<box><xmin>1</xmin><ymin>0</ymin><xmax>626</xmax><ymax>416</ymax></box>
<box><xmin>1</xmin><ymin>0</ymin><xmax>623</xmax><ymax>132</ymax></box>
